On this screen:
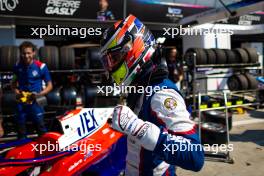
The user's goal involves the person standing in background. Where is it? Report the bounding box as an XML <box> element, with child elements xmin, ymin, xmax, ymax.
<box><xmin>97</xmin><ymin>0</ymin><xmax>115</xmax><ymax>21</ymax></box>
<box><xmin>11</xmin><ymin>41</ymin><xmax>53</xmax><ymax>139</ymax></box>
<box><xmin>166</xmin><ymin>47</ymin><xmax>184</xmax><ymax>85</ymax></box>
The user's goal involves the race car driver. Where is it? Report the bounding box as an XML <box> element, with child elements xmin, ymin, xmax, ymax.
<box><xmin>100</xmin><ymin>15</ymin><xmax>204</xmax><ymax>175</ymax></box>
<box><xmin>11</xmin><ymin>41</ymin><xmax>53</xmax><ymax>140</ymax></box>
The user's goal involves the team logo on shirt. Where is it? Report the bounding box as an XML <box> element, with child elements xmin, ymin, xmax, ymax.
<box><xmin>164</xmin><ymin>98</ymin><xmax>177</xmax><ymax>110</ymax></box>
<box><xmin>32</xmin><ymin>70</ymin><xmax>38</xmax><ymax>77</ymax></box>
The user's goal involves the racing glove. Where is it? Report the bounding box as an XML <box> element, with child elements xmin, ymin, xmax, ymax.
<box><xmin>111</xmin><ymin>105</ymin><xmax>160</xmax><ymax>151</ymax></box>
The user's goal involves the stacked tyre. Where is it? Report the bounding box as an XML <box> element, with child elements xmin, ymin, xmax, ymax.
<box><xmin>227</xmin><ymin>73</ymin><xmax>258</xmax><ymax>91</ymax></box>
<box><xmin>0</xmin><ymin>45</ymin><xmax>108</xmax><ymax>71</ymax></box>
<box><xmin>201</xmin><ymin>122</ymin><xmax>227</xmax><ymax>145</ymax></box>
<box><xmin>184</xmin><ymin>47</ymin><xmax>258</xmax><ymax>66</ymax></box>
<box><xmin>184</xmin><ymin>48</ymin><xmax>207</xmax><ymax>66</ymax></box>
<box><xmin>233</xmin><ymin>48</ymin><xmax>258</xmax><ymax>64</ymax></box>
<box><xmin>0</xmin><ymin>46</ymin><xmax>20</xmax><ymax>71</ymax></box>
<box><xmin>1</xmin><ymin>91</ymin><xmax>16</xmax><ymax>115</ymax></box>
<box><xmin>85</xmin><ymin>47</ymin><xmax>104</xmax><ymax>69</ymax></box>
<box><xmin>200</xmin><ymin>110</ymin><xmax>232</xmax><ymax>145</ymax></box>
<box><xmin>39</xmin><ymin>46</ymin><xmax>60</xmax><ymax>70</ymax></box>
<box><xmin>59</xmin><ymin>46</ymin><xmax>75</xmax><ymax>70</ymax></box>
<box><xmin>213</xmin><ymin>49</ymin><xmax>227</xmax><ymax>64</ymax></box>
<box><xmin>39</xmin><ymin>46</ymin><xmax>76</xmax><ymax>70</ymax></box>
<box><xmin>61</xmin><ymin>86</ymin><xmax>77</xmax><ymax>106</ymax></box>
<box><xmin>202</xmin><ymin>110</ymin><xmax>232</xmax><ymax>130</ymax></box>
<box><xmin>46</xmin><ymin>87</ymin><xmax>62</xmax><ymax>106</ymax></box>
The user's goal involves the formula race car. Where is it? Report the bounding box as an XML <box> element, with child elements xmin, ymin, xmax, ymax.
<box><xmin>0</xmin><ymin>108</ymin><xmax>127</xmax><ymax>176</ymax></box>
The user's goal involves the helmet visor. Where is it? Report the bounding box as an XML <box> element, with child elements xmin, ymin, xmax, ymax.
<box><xmin>101</xmin><ymin>49</ymin><xmax>126</xmax><ymax>72</ymax></box>
<box><xmin>101</xmin><ymin>39</ymin><xmax>132</xmax><ymax>72</ymax></box>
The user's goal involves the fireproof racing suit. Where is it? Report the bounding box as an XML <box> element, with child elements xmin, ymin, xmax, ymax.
<box><xmin>122</xmin><ymin>78</ymin><xmax>204</xmax><ymax>176</ymax></box>
<box><xmin>13</xmin><ymin>60</ymin><xmax>51</xmax><ymax>139</ymax></box>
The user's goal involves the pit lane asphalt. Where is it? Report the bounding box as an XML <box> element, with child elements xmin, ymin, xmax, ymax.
<box><xmin>177</xmin><ymin>109</ymin><xmax>264</xmax><ymax>176</ymax></box>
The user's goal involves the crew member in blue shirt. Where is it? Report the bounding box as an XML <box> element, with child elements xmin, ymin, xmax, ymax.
<box><xmin>11</xmin><ymin>41</ymin><xmax>53</xmax><ymax>139</ymax></box>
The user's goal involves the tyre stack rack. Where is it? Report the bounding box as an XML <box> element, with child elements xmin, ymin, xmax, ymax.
<box><xmin>183</xmin><ymin>48</ymin><xmax>262</xmax><ymax>164</ymax></box>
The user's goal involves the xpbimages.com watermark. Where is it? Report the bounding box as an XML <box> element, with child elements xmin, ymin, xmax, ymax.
<box><xmin>163</xmin><ymin>25</ymin><xmax>234</xmax><ymax>38</ymax></box>
<box><xmin>30</xmin><ymin>25</ymin><xmax>102</xmax><ymax>38</ymax></box>
<box><xmin>162</xmin><ymin>135</ymin><xmax>233</xmax><ymax>154</ymax></box>
<box><xmin>97</xmin><ymin>83</ymin><xmax>167</xmax><ymax>96</ymax></box>
<box><xmin>31</xmin><ymin>140</ymin><xmax>102</xmax><ymax>155</ymax></box>
<box><xmin>163</xmin><ymin>143</ymin><xmax>233</xmax><ymax>154</ymax></box>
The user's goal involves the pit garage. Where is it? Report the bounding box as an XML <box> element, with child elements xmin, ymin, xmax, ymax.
<box><xmin>0</xmin><ymin>0</ymin><xmax>264</xmax><ymax>176</ymax></box>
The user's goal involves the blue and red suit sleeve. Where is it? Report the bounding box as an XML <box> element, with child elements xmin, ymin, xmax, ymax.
<box><xmin>150</xmin><ymin>89</ymin><xmax>204</xmax><ymax>172</ymax></box>
<box><xmin>153</xmin><ymin>127</ymin><xmax>204</xmax><ymax>172</ymax></box>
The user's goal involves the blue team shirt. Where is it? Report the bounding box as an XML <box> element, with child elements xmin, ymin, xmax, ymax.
<box><xmin>13</xmin><ymin>60</ymin><xmax>51</xmax><ymax>93</ymax></box>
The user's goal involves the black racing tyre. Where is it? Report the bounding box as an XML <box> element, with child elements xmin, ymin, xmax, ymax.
<box><xmin>243</xmin><ymin>47</ymin><xmax>258</xmax><ymax>63</ymax></box>
<box><xmin>84</xmin><ymin>86</ymin><xmax>97</xmax><ymax>107</ymax></box>
<box><xmin>202</xmin><ymin>110</ymin><xmax>232</xmax><ymax>131</ymax></box>
<box><xmin>234</xmin><ymin>48</ymin><xmax>249</xmax><ymax>63</ymax></box>
<box><xmin>46</xmin><ymin>87</ymin><xmax>61</xmax><ymax>106</ymax></box>
<box><xmin>244</xmin><ymin>73</ymin><xmax>258</xmax><ymax>90</ymax></box>
<box><xmin>1</xmin><ymin>91</ymin><xmax>16</xmax><ymax>115</ymax></box>
<box><xmin>184</xmin><ymin>48</ymin><xmax>207</xmax><ymax>66</ymax></box>
<box><xmin>86</xmin><ymin>47</ymin><xmax>103</xmax><ymax>69</ymax></box>
<box><xmin>201</xmin><ymin>122</ymin><xmax>227</xmax><ymax>145</ymax></box>
<box><xmin>0</xmin><ymin>46</ymin><xmax>20</xmax><ymax>71</ymax></box>
<box><xmin>60</xmin><ymin>47</ymin><xmax>75</xmax><ymax>70</ymax></box>
<box><xmin>205</xmin><ymin>49</ymin><xmax>217</xmax><ymax>64</ymax></box>
<box><xmin>61</xmin><ymin>86</ymin><xmax>77</xmax><ymax>106</ymax></box>
<box><xmin>213</xmin><ymin>49</ymin><xmax>227</xmax><ymax>64</ymax></box>
<box><xmin>237</xmin><ymin>74</ymin><xmax>249</xmax><ymax>90</ymax></box>
<box><xmin>227</xmin><ymin>75</ymin><xmax>240</xmax><ymax>91</ymax></box>
<box><xmin>39</xmin><ymin>46</ymin><xmax>59</xmax><ymax>70</ymax></box>
<box><xmin>228</xmin><ymin>74</ymin><xmax>248</xmax><ymax>91</ymax></box>
<box><xmin>224</xmin><ymin>49</ymin><xmax>239</xmax><ymax>64</ymax></box>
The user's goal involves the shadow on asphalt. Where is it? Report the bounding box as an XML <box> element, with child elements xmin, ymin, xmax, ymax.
<box><xmin>230</xmin><ymin>130</ymin><xmax>264</xmax><ymax>146</ymax></box>
<box><xmin>247</xmin><ymin>110</ymin><xmax>264</xmax><ymax>119</ymax></box>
